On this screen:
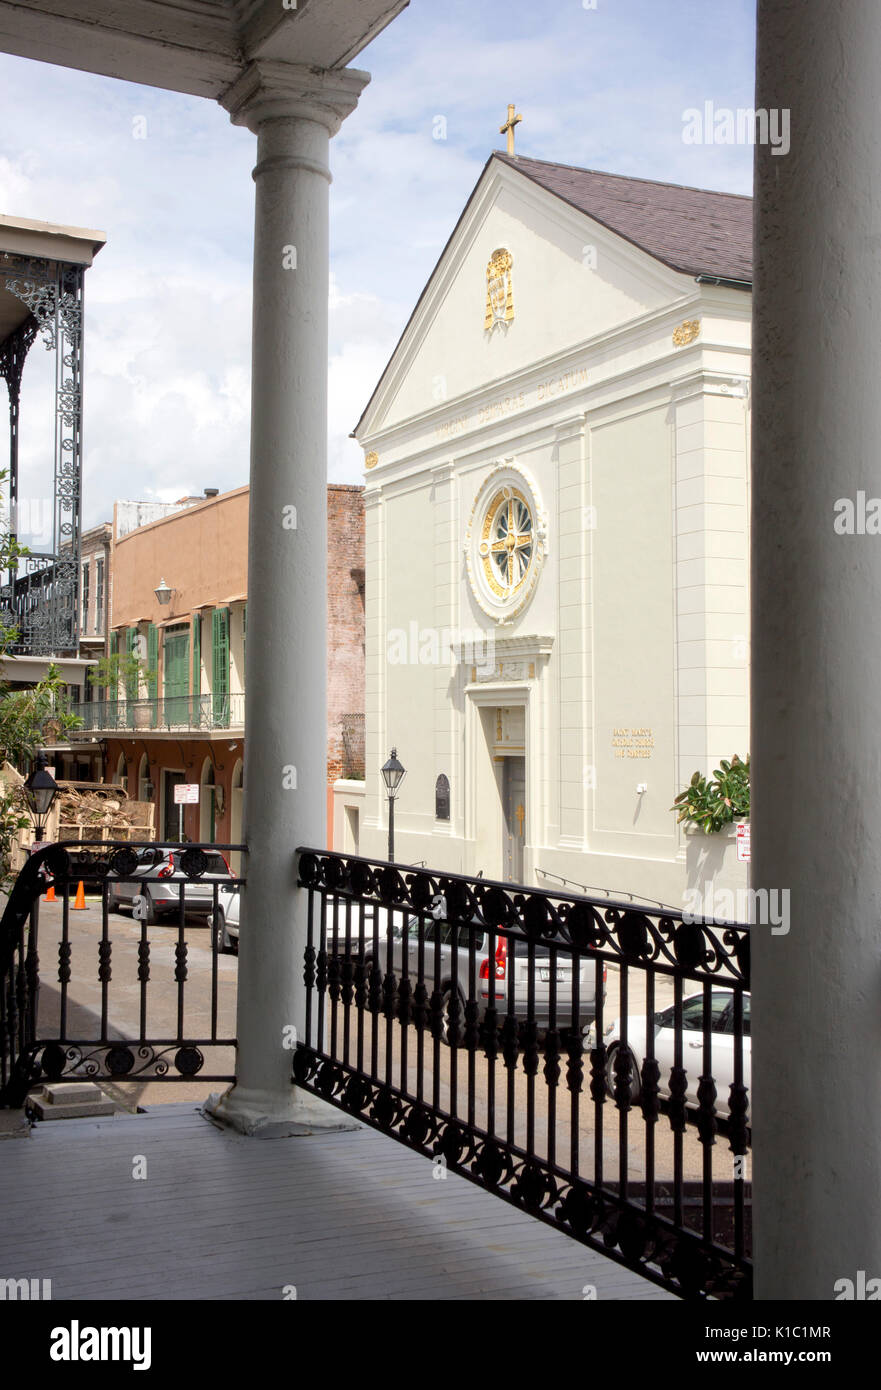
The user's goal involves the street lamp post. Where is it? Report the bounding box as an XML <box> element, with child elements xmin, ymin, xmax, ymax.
<box><xmin>23</xmin><ymin>752</ymin><xmax>59</xmax><ymax>843</ymax></box>
<box><xmin>380</xmin><ymin>747</ymin><xmax>406</xmax><ymax>863</ymax></box>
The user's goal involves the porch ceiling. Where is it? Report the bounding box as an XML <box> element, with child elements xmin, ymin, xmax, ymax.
<box><xmin>0</xmin><ymin>212</ymin><xmax>106</xmax><ymax>348</ymax></box>
<box><xmin>0</xmin><ymin>0</ymin><xmax>410</xmax><ymax>99</ymax></box>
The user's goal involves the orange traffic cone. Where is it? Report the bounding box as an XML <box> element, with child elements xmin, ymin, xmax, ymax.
<box><xmin>72</xmin><ymin>881</ymin><xmax>86</xmax><ymax>910</ymax></box>
<box><xmin>44</xmin><ymin>882</ymin><xmax>56</xmax><ymax>902</ymax></box>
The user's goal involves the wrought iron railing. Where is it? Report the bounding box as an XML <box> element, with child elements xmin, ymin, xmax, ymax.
<box><xmin>293</xmin><ymin>849</ymin><xmax>751</xmax><ymax>1301</ymax></box>
<box><xmin>0</xmin><ymin>840</ymin><xmax>243</xmax><ymax>1106</ymax></box>
<box><xmin>71</xmin><ymin>693</ymin><xmax>245</xmax><ymax>734</ymax></box>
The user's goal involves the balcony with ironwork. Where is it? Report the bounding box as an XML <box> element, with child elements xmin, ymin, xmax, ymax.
<box><xmin>0</xmin><ymin>838</ymin><xmax>748</xmax><ymax>1301</ymax></box>
<box><xmin>69</xmin><ymin>692</ymin><xmax>246</xmax><ymax>737</ymax></box>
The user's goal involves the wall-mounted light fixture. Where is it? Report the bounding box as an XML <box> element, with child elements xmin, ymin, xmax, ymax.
<box><xmin>154</xmin><ymin>578</ymin><xmax>174</xmax><ymax>606</ymax></box>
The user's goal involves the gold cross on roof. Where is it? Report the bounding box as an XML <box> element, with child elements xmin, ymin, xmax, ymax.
<box><xmin>500</xmin><ymin>103</ymin><xmax>522</xmax><ymax>155</ymax></box>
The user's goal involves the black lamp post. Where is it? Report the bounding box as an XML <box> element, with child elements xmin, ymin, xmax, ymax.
<box><xmin>24</xmin><ymin>752</ymin><xmax>59</xmax><ymax>843</ymax></box>
<box><xmin>381</xmin><ymin>747</ymin><xmax>406</xmax><ymax>863</ymax></box>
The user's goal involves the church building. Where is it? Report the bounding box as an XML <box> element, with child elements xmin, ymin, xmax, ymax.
<box><xmin>335</xmin><ymin>139</ymin><xmax>752</xmax><ymax>908</ymax></box>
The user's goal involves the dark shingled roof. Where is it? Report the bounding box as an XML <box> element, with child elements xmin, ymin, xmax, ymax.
<box><xmin>496</xmin><ymin>153</ymin><xmax>753</xmax><ymax>283</ymax></box>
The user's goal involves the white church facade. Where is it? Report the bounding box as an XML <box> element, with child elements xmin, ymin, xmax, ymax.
<box><xmin>335</xmin><ymin>150</ymin><xmax>752</xmax><ymax>909</ymax></box>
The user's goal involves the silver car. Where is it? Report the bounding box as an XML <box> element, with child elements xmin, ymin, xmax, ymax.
<box><xmin>107</xmin><ymin>847</ymin><xmax>233</xmax><ymax>924</ymax></box>
<box><xmin>388</xmin><ymin>912</ymin><xmax>606</xmax><ymax>1044</ymax></box>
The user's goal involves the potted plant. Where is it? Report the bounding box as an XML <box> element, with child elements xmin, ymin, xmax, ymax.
<box><xmin>671</xmin><ymin>755</ymin><xmax>750</xmax><ymax>834</ymax></box>
<box><xmin>672</xmin><ymin>755</ymin><xmax>750</xmax><ymax>910</ymax></box>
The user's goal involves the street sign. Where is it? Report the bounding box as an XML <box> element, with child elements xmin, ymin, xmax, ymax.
<box><xmin>174</xmin><ymin>783</ymin><xmax>200</xmax><ymax>805</ymax></box>
<box><xmin>736</xmin><ymin>822</ymin><xmax>751</xmax><ymax>862</ymax></box>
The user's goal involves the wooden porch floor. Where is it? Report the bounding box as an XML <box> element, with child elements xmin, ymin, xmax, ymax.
<box><xmin>0</xmin><ymin>1101</ymin><xmax>675</xmax><ymax>1301</ymax></box>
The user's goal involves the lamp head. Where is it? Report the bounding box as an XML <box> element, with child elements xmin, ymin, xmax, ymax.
<box><xmin>381</xmin><ymin>747</ymin><xmax>406</xmax><ymax>796</ymax></box>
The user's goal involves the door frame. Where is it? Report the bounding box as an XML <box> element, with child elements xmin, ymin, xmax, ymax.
<box><xmin>464</xmin><ymin>683</ymin><xmax>531</xmax><ymax>882</ymax></box>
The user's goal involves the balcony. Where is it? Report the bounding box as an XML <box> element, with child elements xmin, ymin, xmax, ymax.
<box><xmin>0</xmin><ymin>840</ymin><xmax>749</xmax><ymax>1301</ymax></box>
<box><xmin>70</xmin><ymin>693</ymin><xmax>245</xmax><ymax>736</ymax></box>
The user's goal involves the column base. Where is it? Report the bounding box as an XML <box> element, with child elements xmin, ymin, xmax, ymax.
<box><xmin>202</xmin><ymin>1084</ymin><xmax>360</xmax><ymax>1138</ymax></box>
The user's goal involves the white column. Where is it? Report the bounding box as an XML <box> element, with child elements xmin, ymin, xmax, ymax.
<box><xmin>206</xmin><ymin>62</ymin><xmax>368</xmax><ymax>1134</ymax></box>
<box><xmin>752</xmin><ymin>3</ymin><xmax>881</xmax><ymax>1295</ymax></box>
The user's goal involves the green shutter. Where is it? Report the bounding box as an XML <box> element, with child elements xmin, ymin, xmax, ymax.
<box><xmin>212</xmin><ymin>606</ymin><xmax>229</xmax><ymax>725</ymax></box>
<box><xmin>192</xmin><ymin>614</ymin><xmax>201</xmax><ymax>701</ymax></box>
<box><xmin>125</xmin><ymin>627</ymin><xmax>139</xmax><ymax>704</ymax></box>
<box><xmin>163</xmin><ymin>627</ymin><xmax>190</xmax><ymax>725</ymax></box>
<box><xmin>109</xmin><ymin>630</ymin><xmax>118</xmax><ymax>707</ymax></box>
<box><xmin>147</xmin><ymin>625</ymin><xmax>158</xmax><ymax>697</ymax></box>
<box><xmin>147</xmin><ymin>624</ymin><xmax>158</xmax><ymax>726</ymax></box>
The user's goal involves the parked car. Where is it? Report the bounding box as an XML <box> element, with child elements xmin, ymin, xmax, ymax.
<box><xmin>212</xmin><ymin>882</ymin><xmax>241</xmax><ymax>954</ymax></box>
<box><xmin>585</xmin><ymin>988</ymin><xmax>751</xmax><ymax>1118</ymax></box>
<box><xmin>210</xmin><ymin>892</ymin><xmax>393</xmax><ymax>958</ymax></box>
<box><xmin>213</xmin><ymin>890</ymin><xmax>605</xmax><ymax>1042</ymax></box>
<box><xmin>107</xmin><ymin>847</ymin><xmax>233</xmax><ymax>924</ymax></box>
<box><xmin>390</xmin><ymin>912</ymin><xmax>606</xmax><ymax>1043</ymax></box>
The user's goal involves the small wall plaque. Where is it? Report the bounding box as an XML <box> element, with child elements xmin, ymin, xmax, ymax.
<box><xmin>435</xmin><ymin>773</ymin><xmax>450</xmax><ymax>821</ymax></box>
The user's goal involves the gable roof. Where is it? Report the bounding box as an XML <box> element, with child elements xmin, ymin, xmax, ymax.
<box><xmin>495</xmin><ymin>153</ymin><xmax>753</xmax><ymax>283</ymax></box>
<box><xmin>355</xmin><ymin>152</ymin><xmax>753</xmax><ymax>438</ymax></box>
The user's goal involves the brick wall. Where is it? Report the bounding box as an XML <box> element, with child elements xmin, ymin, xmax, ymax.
<box><xmin>327</xmin><ymin>485</ymin><xmax>365</xmax><ymax>783</ymax></box>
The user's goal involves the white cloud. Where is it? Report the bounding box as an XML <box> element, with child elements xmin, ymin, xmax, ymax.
<box><xmin>0</xmin><ymin>0</ymin><xmax>755</xmax><ymax>527</ymax></box>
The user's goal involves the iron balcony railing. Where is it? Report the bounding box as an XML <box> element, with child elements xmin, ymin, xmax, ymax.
<box><xmin>0</xmin><ymin>840</ymin><xmax>243</xmax><ymax>1102</ymax></box>
<box><xmin>293</xmin><ymin>849</ymin><xmax>752</xmax><ymax>1302</ymax></box>
<box><xmin>70</xmin><ymin>692</ymin><xmax>245</xmax><ymax>734</ymax></box>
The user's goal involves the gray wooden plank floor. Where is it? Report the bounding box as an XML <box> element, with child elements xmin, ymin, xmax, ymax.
<box><xmin>0</xmin><ymin>1102</ymin><xmax>675</xmax><ymax>1301</ymax></box>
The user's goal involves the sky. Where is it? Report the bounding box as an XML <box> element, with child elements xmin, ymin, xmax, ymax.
<box><xmin>0</xmin><ymin>0</ymin><xmax>756</xmax><ymax>535</ymax></box>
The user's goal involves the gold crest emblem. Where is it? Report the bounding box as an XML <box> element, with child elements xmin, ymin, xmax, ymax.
<box><xmin>485</xmin><ymin>248</ymin><xmax>514</xmax><ymax>331</ymax></box>
<box><xmin>672</xmin><ymin>319</ymin><xmax>701</xmax><ymax>347</ymax></box>
<box><xmin>364</xmin><ymin>451</ymin><xmax>379</xmax><ymax>470</ymax></box>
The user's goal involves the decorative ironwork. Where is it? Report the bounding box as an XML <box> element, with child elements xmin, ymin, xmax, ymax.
<box><xmin>293</xmin><ymin>847</ymin><xmax>752</xmax><ymax>1301</ymax></box>
<box><xmin>0</xmin><ymin>840</ymin><xmax>244</xmax><ymax>1104</ymax></box>
<box><xmin>69</xmin><ymin>693</ymin><xmax>246</xmax><ymax>735</ymax></box>
<box><xmin>1</xmin><ymin>254</ymin><xmax>85</xmax><ymax>654</ymax></box>
<box><xmin>22</xmin><ymin>1041</ymin><xmax>209</xmax><ymax>1089</ymax></box>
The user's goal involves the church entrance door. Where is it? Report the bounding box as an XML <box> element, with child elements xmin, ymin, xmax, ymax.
<box><xmin>502</xmin><ymin>756</ymin><xmax>526</xmax><ymax>883</ymax></box>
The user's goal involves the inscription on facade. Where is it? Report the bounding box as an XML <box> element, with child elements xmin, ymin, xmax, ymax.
<box><xmin>537</xmin><ymin>366</ymin><xmax>589</xmax><ymax>400</ymax></box>
<box><xmin>433</xmin><ymin>367</ymin><xmax>589</xmax><ymax>442</ymax></box>
<box><xmin>611</xmin><ymin>726</ymin><xmax>655</xmax><ymax>758</ymax></box>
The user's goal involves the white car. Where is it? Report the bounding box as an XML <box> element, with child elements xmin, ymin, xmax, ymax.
<box><xmin>586</xmin><ymin>988</ymin><xmax>751</xmax><ymax>1119</ymax></box>
<box><xmin>210</xmin><ymin>892</ymin><xmax>393</xmax><ymax>957</ymax></box>
<box><xmin>211</xmin><ymin>882</ymin><xmax>241</xmax><ymax>953</ymax></box>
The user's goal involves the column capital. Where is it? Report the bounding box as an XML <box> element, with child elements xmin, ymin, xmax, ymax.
<box><xmin>220</xmin><ymin>60</ymin><xmax>370</xmax><ymax>137</ymax></box>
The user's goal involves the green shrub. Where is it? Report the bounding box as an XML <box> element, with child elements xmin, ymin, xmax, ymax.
<box><xmin>671</xmin><ymin>755</ymin><xmax>750</xmax><ymax>835</ymax></box>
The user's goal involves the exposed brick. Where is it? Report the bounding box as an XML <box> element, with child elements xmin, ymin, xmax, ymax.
<box><xmin>327</xmin><ymin>485</ymin><xmax>365</xmax><ymax>783</ymax></box>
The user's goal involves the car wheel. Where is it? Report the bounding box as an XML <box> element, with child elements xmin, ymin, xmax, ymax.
<box><xmin>441</xmin><ymin>986</ymin><xmax>466</xmax><ymax>1047</ymax></box>
<box><xmin>214</xmin><ymin>909</ymin><xmax>229</xmax><ymax>955</ymax></box>
<box><xmin>605</xmin><ymin>1043</ymin><xmax>641</xmax><ymax>1103</ymax></box>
